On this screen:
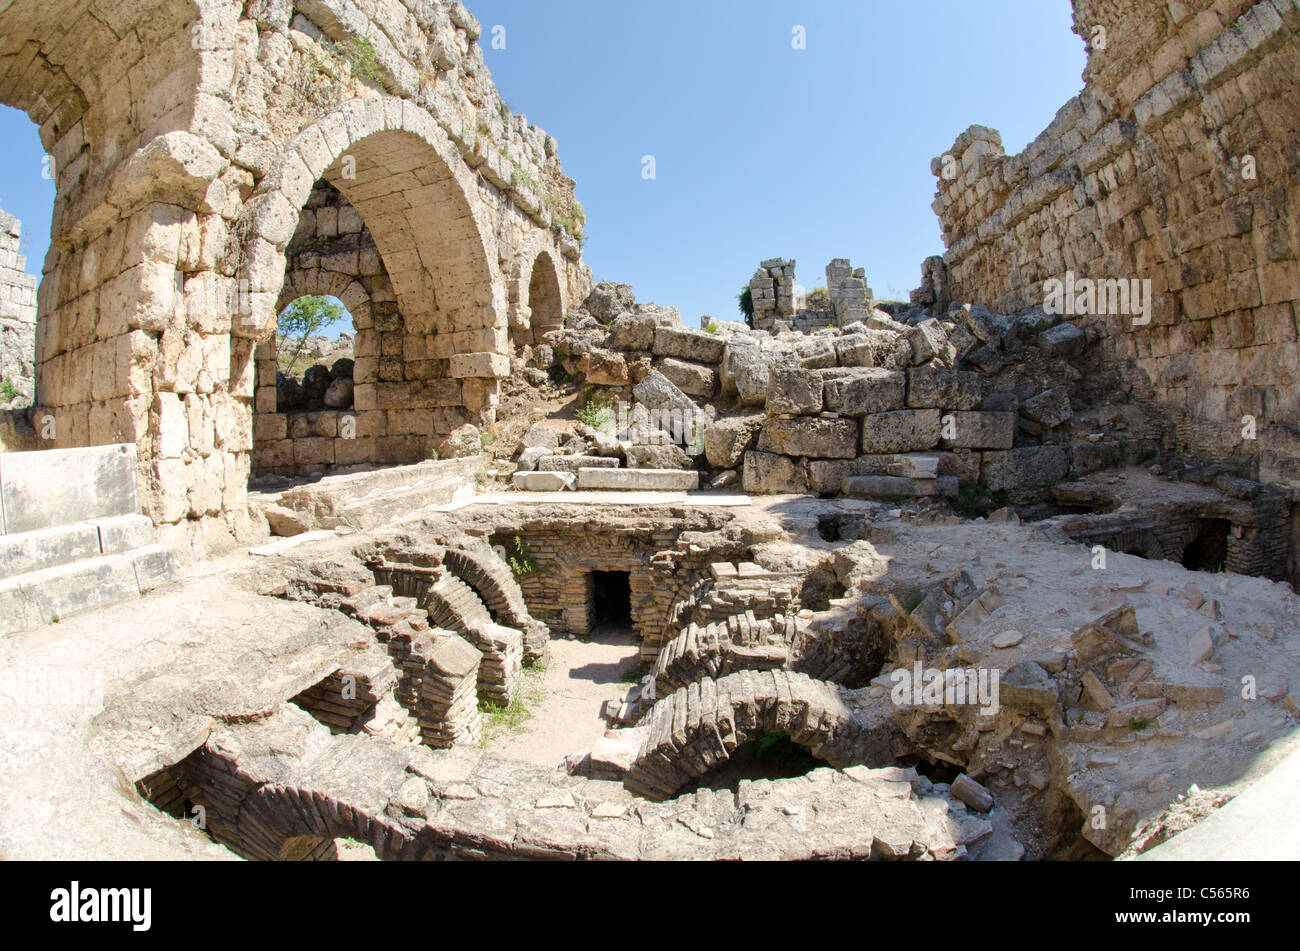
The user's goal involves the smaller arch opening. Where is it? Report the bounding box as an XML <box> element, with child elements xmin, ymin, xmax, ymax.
<box><xmin>273</xmin><ymin>295</ymin><xmax>356</xmax><ymax>414</ymax></box>
<box><xmin>520</xmin><ymin>252</ymin><xmax>564</xmax><ymax>349</ymax></box>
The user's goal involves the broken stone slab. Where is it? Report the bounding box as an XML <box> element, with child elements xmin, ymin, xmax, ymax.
<box><xmin>999</xmin><ymin>661</ymin><xmax>1059</xmax><ymax>715</ymax></box>
<box><xmin>940</xmin><ymin>411</ymin><xmax>1016</xmax><ymax>451</ymax></box>
<box><xmin>757</xmin><ymin>417</ymin><xmax>859</xmax><ymax>460</ymax></box>
<box><xmin>861</xmin><ymin>410</ymin><xmax>942</xmax><ymax>454</ymax></box>
<box><xmin>576</xmin><ymin>468</ymin><xmax>700</xmax><ymax>491</ymax></box>
<box><xmin>1189</xmin><ymin>626</ymin><xmax>1215</xmax><ymax>664</ymax></box>
<box><xmin>1107</xmin><ymin>697</ymin><xmax>1168</xmax><ymax>728</ymax></box>
<box><xmin>842</xmin><ymin>475</ymin><xmax>959</xmax><ymax>498</ymax></box>
<box><xmin>537</xmin><ymin>455</ymin><xmax>620</xmax><ymax>473</ymax></box>
<box><xmin>512</xmin><ymin>471</ymin><xmax>577</xmax><ymax>492</ymax></box>
<box><xmin>822</xmin><ymin>368</ymin><xmax>906</xmax><ymax>416</ymax></box>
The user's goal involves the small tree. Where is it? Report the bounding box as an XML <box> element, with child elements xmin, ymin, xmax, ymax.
<box><xmin>738</xmin><ymin>285</ymin><xmax>754</xmax><ymax>328</ymax></box>
<box><xmin>278</xmin><ymin>296</ymin><xmax>344</xmax><ymax>377</ymax></box>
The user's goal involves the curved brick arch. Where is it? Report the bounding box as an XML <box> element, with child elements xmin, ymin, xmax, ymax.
<box><xmin>623</xmin><ymin>670</ymin><xmax>869</xmax><ymax>801</ymax></box>
<box><xmin>235</xmin><ymin>782</ymin><xmax>431</xmax><ymax>862</ymax></box>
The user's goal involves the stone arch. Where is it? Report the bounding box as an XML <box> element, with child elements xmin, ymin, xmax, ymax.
<box><xmin>238</xmin><ymin>98</ymin><xmax>502</xmax><ymax>344</ymax></box>
<box><xmin>507</xmin><ymin>237</ymin><xmax>567</xmax><ymax>348</ymax></box>
<box><xmin>237</xmin><ymin>99</ymin><xmax>508</xmax><ymax>438</ymax></box>
<box><xmin>624</xmin><ymin>670</ymin><xmax>869</xmax><ymax>801</ymax></box>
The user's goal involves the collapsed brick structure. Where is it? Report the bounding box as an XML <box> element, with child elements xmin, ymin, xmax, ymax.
<box><xmin>0</xmin><ymin>0</ymin><xmax>591</xmax><ymax>554</ymax></box>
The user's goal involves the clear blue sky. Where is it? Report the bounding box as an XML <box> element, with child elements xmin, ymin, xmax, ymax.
<box><xmin>0</xmin><ymin>0</ymin><xmax>1085</xmax><ymax>325</ymax></box>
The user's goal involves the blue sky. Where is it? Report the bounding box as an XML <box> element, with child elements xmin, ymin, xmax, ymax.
<box><xmin>0</xmin><ymin>1</ymin><xmax>1086</xmax><ymax>325</ymax></box>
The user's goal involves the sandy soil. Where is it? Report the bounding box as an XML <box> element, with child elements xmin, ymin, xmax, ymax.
<box><xmin>488</xmin><ymin>625</ymin><xmax>641</xmax><ymax>770</ymax></box>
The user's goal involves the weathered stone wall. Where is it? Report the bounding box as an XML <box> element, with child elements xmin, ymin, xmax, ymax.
<box><xmin>928</xmin><ymin>0</ymin><xmax>1300</xmax><ymax>488</ymax></box>
<box><xmin>0</xmin><ymin>0</ymin><xmax>592</xmax><ymax>555</ymax></box>
<box><xmin>0</xmin><ymin>205</ymin><xmax>36</xmax><ymax>406</ymax></box>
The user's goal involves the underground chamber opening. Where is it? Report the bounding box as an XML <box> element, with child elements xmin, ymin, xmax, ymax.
<box><xmin>590</xmin><ymin>570</ymin><xmax>632</xmax><ymax>628</ymax></box>
<box><xmin>1181</xmin><ymin>518</ymin><xmax>1230</xmax><ymax>573</ymax></box>
<box><xmin>681</xmin><ymin>732</ymin><xmax>829</xmax><ymax>794</ymax></box>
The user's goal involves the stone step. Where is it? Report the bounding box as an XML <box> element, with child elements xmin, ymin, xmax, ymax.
<box><xmin>0</xmin><ymin>514</ymin><xmax>156</xmax><ymax>578</ymax></box>
<box><xmin>0</xmin><ymin>544</ymin><xmax>178</xmax><ymax>634</ymax></box>
<box><xmin>576</xmin><ymin>468</ymin><xmax>701</xmax><ymax>491</ymax></box>
<box><xmin>841</xmin><ymin>475</ymin><xmax>960</xmax><ymax>498</ymax></box>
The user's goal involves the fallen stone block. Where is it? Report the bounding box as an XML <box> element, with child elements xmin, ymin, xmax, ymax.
<box><xmin>1039</xmin><ymin>322</ymin><xmax>1086</xmax><ymax>358</ymax></box>
<box><xmin>652</xmin><ymin>326</ymin><xmax>726</xmax><ymax>364</ymax></box>
<box><xmin>633</xmin><ymin>369</ymin><xmax>698</xmax><ymax>414</ymax></box>
<box><xmin>951</xmin><ymin>774</ymin><xmax>994</xmax><ymax>812</ymax></box>
<box><xmin>536</xmin><ymin>455</ymin><xmax>620</xmax><ymax>473</ymax></box>
<box><xmin>703</xmin><ymin>415</ymin><xmax>763</xmax><ymax>469</ymax></box>
<box><xmin>1021</xmin><ymin>387</ymin><xmax>1073</xmax><ymax>428</ymax></box>
<box><xmin>658</xmin><ymin>357</ymin><xmax>717</xmax><ymax>397</ymax></box>
<box><xmin>577</xmin><ymin>468</ymin><xmax>700</xmax><ymax>491</ymax></box>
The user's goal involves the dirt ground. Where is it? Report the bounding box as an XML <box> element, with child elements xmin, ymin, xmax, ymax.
<box><xmin>487</xmin><ymin>625</ymin><xmax>642</xmax><ymax>770</ymax></box>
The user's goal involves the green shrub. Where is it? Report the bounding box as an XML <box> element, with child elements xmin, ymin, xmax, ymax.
<box><xmin>577</xmin><ymin>393</ymin><xmax>613</xmax><ymax>429</ymax></box>
<box><xmin>507</xmin><ymin>536</ymin><xmax>542</xmax><ymax>579</ymax></box>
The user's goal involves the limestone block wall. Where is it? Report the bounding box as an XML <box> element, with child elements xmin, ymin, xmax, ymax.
<box><xmin>0</xmin><ymin>205</ymin><xmax>37</xmax><ymax>404</ymax></box>
<box><xmin>928</xmin><ymin>0</ymin><xmax>1300</xmax><ymax>487</ymax></box>
<box><xmin>0</xmin><ymin>0</ymin><xmax>593</xmax><ymax>556</ymax></box>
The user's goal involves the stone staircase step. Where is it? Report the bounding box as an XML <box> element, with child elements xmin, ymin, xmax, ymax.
<box><xmin>0</xmin><ymin>544</ymin><xmax>178</xmax><ymax>634</ymax></box>
<box><xmin>576</xmin><ymin>468</ymin><xmax>700</xmax><ymax>491</ymax></box>
<box><xmin>0</xmin><ymin>513</ymin><xmax>156</xmax><ymax>578</ymax></box>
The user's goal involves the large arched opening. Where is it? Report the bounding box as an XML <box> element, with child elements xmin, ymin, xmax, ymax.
<box><xmin>238</xmin><ymin>101</ymin><xmax>508</xmax><ymax>483</ymax></box>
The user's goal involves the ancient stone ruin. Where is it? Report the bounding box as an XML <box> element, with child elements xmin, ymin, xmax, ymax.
<box><xmin>1</xmin><ymin>0</ymin><xmax>1299</xmax><ymax>868</ymax></box>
